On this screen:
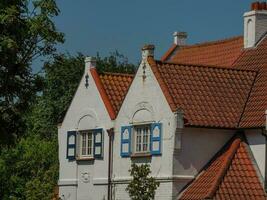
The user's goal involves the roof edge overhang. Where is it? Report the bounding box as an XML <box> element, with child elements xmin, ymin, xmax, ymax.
<box><xmin>90</xmin><ymin>68</ymin><xmax>116</xmax><ymax>120</ymax></box>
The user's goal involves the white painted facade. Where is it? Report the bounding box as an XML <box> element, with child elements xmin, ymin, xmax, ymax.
<box><xmin>245</xmin><ymin>129</ymin><xmax>266</xmax><ymax>180</ymax></box>
<box><xmin>58</xmin><ymin>59</ymin><xmax>113</xmax><ymax>200</ymax></box>
<box><xmin>58</xmin><ymin>50</ymin><xmax>267</xmax><ymax>199</ymax></box>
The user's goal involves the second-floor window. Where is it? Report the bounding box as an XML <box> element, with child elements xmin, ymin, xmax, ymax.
<box><xmin>66</xmin><ymin>129</ymin><xmax>103</xmax><ymax>161</ymax></box>
<box><xmin>121</xmin><ymin>123</ymin><xmax>162</xmax><ymax>157</ymax></box>
<box><xmin>79</xmin><ymin>130</ymin><xmax>94</xmax><ymax>158</ymax></box>
<box><xmin>134</xmin><ymin>125</ymin><xmax>151</xmax><ymax>153</ymax></box>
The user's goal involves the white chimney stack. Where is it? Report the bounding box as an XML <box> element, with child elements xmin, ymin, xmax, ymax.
<box><xmin>244</xmin><ymin>1</ymin><xmax>267</xmax><ymax>48</ymax></box>
<box><xmin>173</xmin><ymin>31</ymin><xmax>187</xmax><ymax>46</ymax></box>
<box><xmin>84</xmin><ymin>56</ymin><xmax>96</xmax><ymax>72</ymax></box>
<box><xmin>141</xmin><ymin>44</ymin><xmax>155</xmax><ymax>60</ymax></box>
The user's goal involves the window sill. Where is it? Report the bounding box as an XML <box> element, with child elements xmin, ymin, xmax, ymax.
<box><xmin>130</xmin><ymin>153</ymin><xmax>152</xmax><ymax>158</ymax></box>
<box><xmin>76</xmin><ymin>157</ymin><xmax>95</xmax><ymax>161</ymax></box>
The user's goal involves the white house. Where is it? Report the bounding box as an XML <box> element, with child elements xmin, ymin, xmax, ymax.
<box><xmin>58</xmin><ymin>2</ymin><xmax>267</xmax><ymax>199</ymax></box>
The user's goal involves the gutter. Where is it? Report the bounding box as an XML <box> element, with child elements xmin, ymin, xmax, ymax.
<box><xmin>261</xmin><ymin>127</ymin><xmax>267</xmax><ymax>192</ymax></box>
<box><xmin>107</xmin><ymin>128</ymin><xmax>114</xmax><ymax>200</ymax></box>
<box><xmin>261</xmin><ymin>110</ymin><xmax>267</xmax><ymax>192</ymax></box>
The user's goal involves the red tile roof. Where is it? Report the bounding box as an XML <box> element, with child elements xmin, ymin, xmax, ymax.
<box><xmin>162</xmin><ymin>33</ymin><xmax>267</xmax><ymax>128</ymax></box>
<box><xmin>99</xmin><ymin>72</ymin><xmax>134</xmax><ymax>116</ymax></box>
<box><xmin>163</xmin><ymin>36</ymin><xmax>243</xmax><ymax>68</ymax></box>
<box><xmin>179</xmin><ymin>134</ymin><xmax>267</xmax><ymax>200</ymax></box>
<box><xmin>90</xmin><ymin>68</ymin><xmax>116</xmax><ymax>120</ymax></box>
<box><xmin>233</xmin><ymin>36</ymin><xmax>267</xmax><ymax>128</ymax></box>
<box><xmin>90</xmin><ymin>69</ymin><xmax>134</xmax><ymax>120</ymax></box>
<box><xmin>148</xmin><ymin>57</ymin><xmax>257</xmax><ymax>128</ymax></box>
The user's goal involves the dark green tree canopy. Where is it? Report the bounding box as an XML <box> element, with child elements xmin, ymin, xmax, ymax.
<box><xmin>0</xmin><ymin>0</ymin><xmax>64</xmax><ymax>145</ymax></box>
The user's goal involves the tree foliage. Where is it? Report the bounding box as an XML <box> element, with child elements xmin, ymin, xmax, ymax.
<box><xmin>126</xmin><ymin>164</ymin><xmax>160</xmax><ymax>200</ymax></box>
<box><xmin>0</xmin><ymin>51</ymin><xmax>136</xmax><ymax>199</ymax></box>
<box><xmin>96</xmin><ymin>50</ymin><xmax>136</xmax><ymax>74</ymax></box>
<box><xmin>26</xmin><ymin>53</ymin><xmax>84</xmax><ymax>139</ymax></box>
<box><xmin>0</xmin><ymin>135</ymin><xmax>58</xmax><ymax>200</ymax></box>
<box><xmin>0</xmin><ymin>0</ymin><xmax>64</xmax><ymax>145</ymax></box>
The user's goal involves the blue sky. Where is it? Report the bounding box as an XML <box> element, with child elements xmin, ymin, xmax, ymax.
<box><xmin>35</xmin><ymin>0</ymin><xmax>254</xmax><ymax>71</ymax></box>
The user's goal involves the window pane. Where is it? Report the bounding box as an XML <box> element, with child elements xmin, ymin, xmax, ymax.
<box><xmin>87</xmin><ymin>133</ymin><xmax>92</xmax><ymax>156</ymax></box>
<box><xmin>82</xmin><ymin>133</ymin><xmax>86</xmax><ymax>155</ymax></box>
<box><xmin>143</xmin><ymin>127</ymin><xmax>148</xmax><ymax>151</ymax></box>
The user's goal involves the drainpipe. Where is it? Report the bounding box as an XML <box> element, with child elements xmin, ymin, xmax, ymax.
<box><xmin>107</xmin><ymin>128</ymin><xmax>114</xmax><ymax>200</ymax></box>
<box><xmin>263</xmin><ymin>110</ymin><xmax>267</xmax><ymax>191</ymax></box>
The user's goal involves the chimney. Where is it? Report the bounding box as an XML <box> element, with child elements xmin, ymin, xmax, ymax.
<box><xmin>244</xmin><ymin>1</ymin><xmax>267</xmax><ymax>48</ymax></box>
<box><xmin>141</xmin><ymin>44</ymin><xmax>155</xmax><ymax>60</ymax></box>
<box><xmin>84</xmin><ymin>56</ymin><xmax>96</xmax><ymax>72</ymax></box>
<box><xmin>173</xmin><ymin>31</ymin><xmax>187</xmax><ymax>46</ymax></box>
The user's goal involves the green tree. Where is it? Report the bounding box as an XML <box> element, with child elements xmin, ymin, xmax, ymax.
<box><xmin>26</xmin><ymin>53</ymin><xmax>84</xmax><ymax>139</ymax></box>
<box><xmin>0</xmin><ymin>135</ymin><xmax>58</xmax><ymax>200</ymax></box>
<box><xmin>0</xmin><ymin>0</ymin><xmax>64</xmax><ymax>145</ymax></box>
<box><xmin>96</xmin><ymin>50</ymin><xmax>136</xmax><ymax>74</ymax></box>
<box><xmin>126</xmin><ymin>164</ymin><xmax>160</xmax><ymax>200</ymax></box>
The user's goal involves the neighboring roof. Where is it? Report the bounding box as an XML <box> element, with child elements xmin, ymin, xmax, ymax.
<box><xmin>234</xmin><ymin>36</ymin><xmax>267</xmax><ymax>128</ymax></box>
<box><xmin>163</xmin><ymin>36</ymin><xmax>243</xmax><ymax>68</ymax></box>
<box><xmin>179</xmin><ymin>134</ymin><xmax>267</xmax><ymax>200</ymax></box>
<box><xmin>148</xmin><ymin>57</ymin><xmax>257</xmax><ymax>128</ymax></box>
<box><xmin>90</xmin><ymin>68</ymin><xmax>117</xmax><ymax>120</ymax></box>
<box><xmin>99</xmin><ymin>72</ymin><xmax>134</xmax><ymax>117</ymax></box>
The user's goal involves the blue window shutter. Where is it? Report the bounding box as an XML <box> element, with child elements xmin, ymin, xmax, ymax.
<box><xmin>94</xmin><ymin>128</ymin><xmax>103</xmax><ymax>159</ymax></box>
<box><xmin>67</xmin><ymin>131</ymin><xmax>76</xmax><ymax>160</ymax></box>
<box><xmin>150</xmin><ymin>123</ymin><xmax>162</xmax><ymax>155</ymax></box>
<box><xmin>121</xmin><ymin>126</ymin><xmax>132</xmax><ymax>157</ymax></box>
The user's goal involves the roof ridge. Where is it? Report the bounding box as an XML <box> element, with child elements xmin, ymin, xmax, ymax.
<box><xmin>183</xmin><ymin>35</ymin><xmax>243</xmax><ymax>49</ymax></box>
<box><xmin>160</xmin><ymin>44</ymin><xmax>177</xmax><ymax>61</ymax></box>
<box><xmin>100</xmin><ymin>71</ymin><xmax>135</xmax><ymax>77</ymax></box>
<box><xmin>237</xmin><ymin>71</ymin><xmax>259</xmax><ymax>128</ymax></box>
<box><xmin>157</xmin><ymin>60</ymin><xmax>257</xmax><ymax>73</ymax></box>
<box><xmin>206</xmin><ymin>134</ymin><xmax>242</xmax><ymax>199</ymax></box>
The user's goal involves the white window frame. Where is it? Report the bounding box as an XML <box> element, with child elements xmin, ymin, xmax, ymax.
<box><xmin>133</xmin><ymin>124</ymin><xmax>151</xmax><ymax>154</ymax></box>
<box><xmin>78</xmin><ymin>130</ymin><xmax>94</xmax><ymax>158</ymax></box>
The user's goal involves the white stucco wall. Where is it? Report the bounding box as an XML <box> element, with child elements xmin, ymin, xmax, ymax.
<box><xmin>171</xmin><ymin>127</ymin><xmax>234</xmax><ymax>197</ymax></box>
<box><xmin>173</xmin><ymin>128</ymin><xmax>234</xmax><ymax>176</ymax></box>
<box><xmin>58</xmin><ymin>66</ymin><xmax>113</xmax><ymax>200</ymax></box>
<box><xmin>245</xmin><ymin>129</ymin><xmax>266</xmax><ymax>180</ymax></box>
<box><xmin>112</xmin><ymin>57</ymin><xmax>177</xmax><ymax>199</ymax></box>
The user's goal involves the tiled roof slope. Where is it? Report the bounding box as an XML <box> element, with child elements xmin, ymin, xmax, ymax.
<box><xmin>234</xmin><ymin>36</ymin><xmax>267</xmax><ymax>128</ymax></box>
<box><xmin>99</xmin><ymin>72</ymin><xmax>134</xmax><ymax>116</ymax></box>
<box><xmin>148</xmin><ymin>57</ymin><xmax>257</xmax><ymax>128</ymax></box>
<box><xmin>179</xmin><ymin>134</ymin><xmax>267</xmax><ymax>200</ymax></box>
<box><xmin>164</xmin><ymin>36</ymin><xmax>243</xmax><ymax>68</ymax></box>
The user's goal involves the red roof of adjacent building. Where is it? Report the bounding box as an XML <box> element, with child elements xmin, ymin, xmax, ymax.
<box><xmin>148</xmin><ymin>57</ymin><xmax>257</xmax><ymax>128</ymax></box>
<box><xmin>99</xmin><ymin>72</ymin><xmax>134</xmax><ymax>116</ymax></box>
<box><xmin>162</xmin><ymin>33</ymin><xmax>267</xmax><ymax>128</ymax></box>
<box><xmin>162</xmin><ymin>36</ymin><xmax>244</xmax><ymax>68</ymax></box>
<box><xmin>179</xmin><ymin>134</ymin><xmax>267</xmax><ymax>200</ymax></box>
<box><xmin>233</xmin><ymin>36</ymin><xmax>267</xmax><ymax>128</ymax></box>
<box><xmin>90</xmin><ymin>69</ymin><xmax>134</xmax><ymax>120</ymax></box>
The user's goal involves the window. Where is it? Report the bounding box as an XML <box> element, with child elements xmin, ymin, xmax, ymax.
<box><xmin>134</xmin><ymin>125</ymin><xmax>151</xmax><ymax>153</ymax></box>
<box><xmin>121</xmin><ymin>123</ymin><xmax>162</xmax><ymax>157</ymax></box>
<box><xmin>66</xmin><ymin>129</ymin><xmax>103</xmax><ymax>161</ymax></box>
<box><xmin>79</xmin><ymin>130</ymin><xmax>94</xmax><ymax>158</ymax></box>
